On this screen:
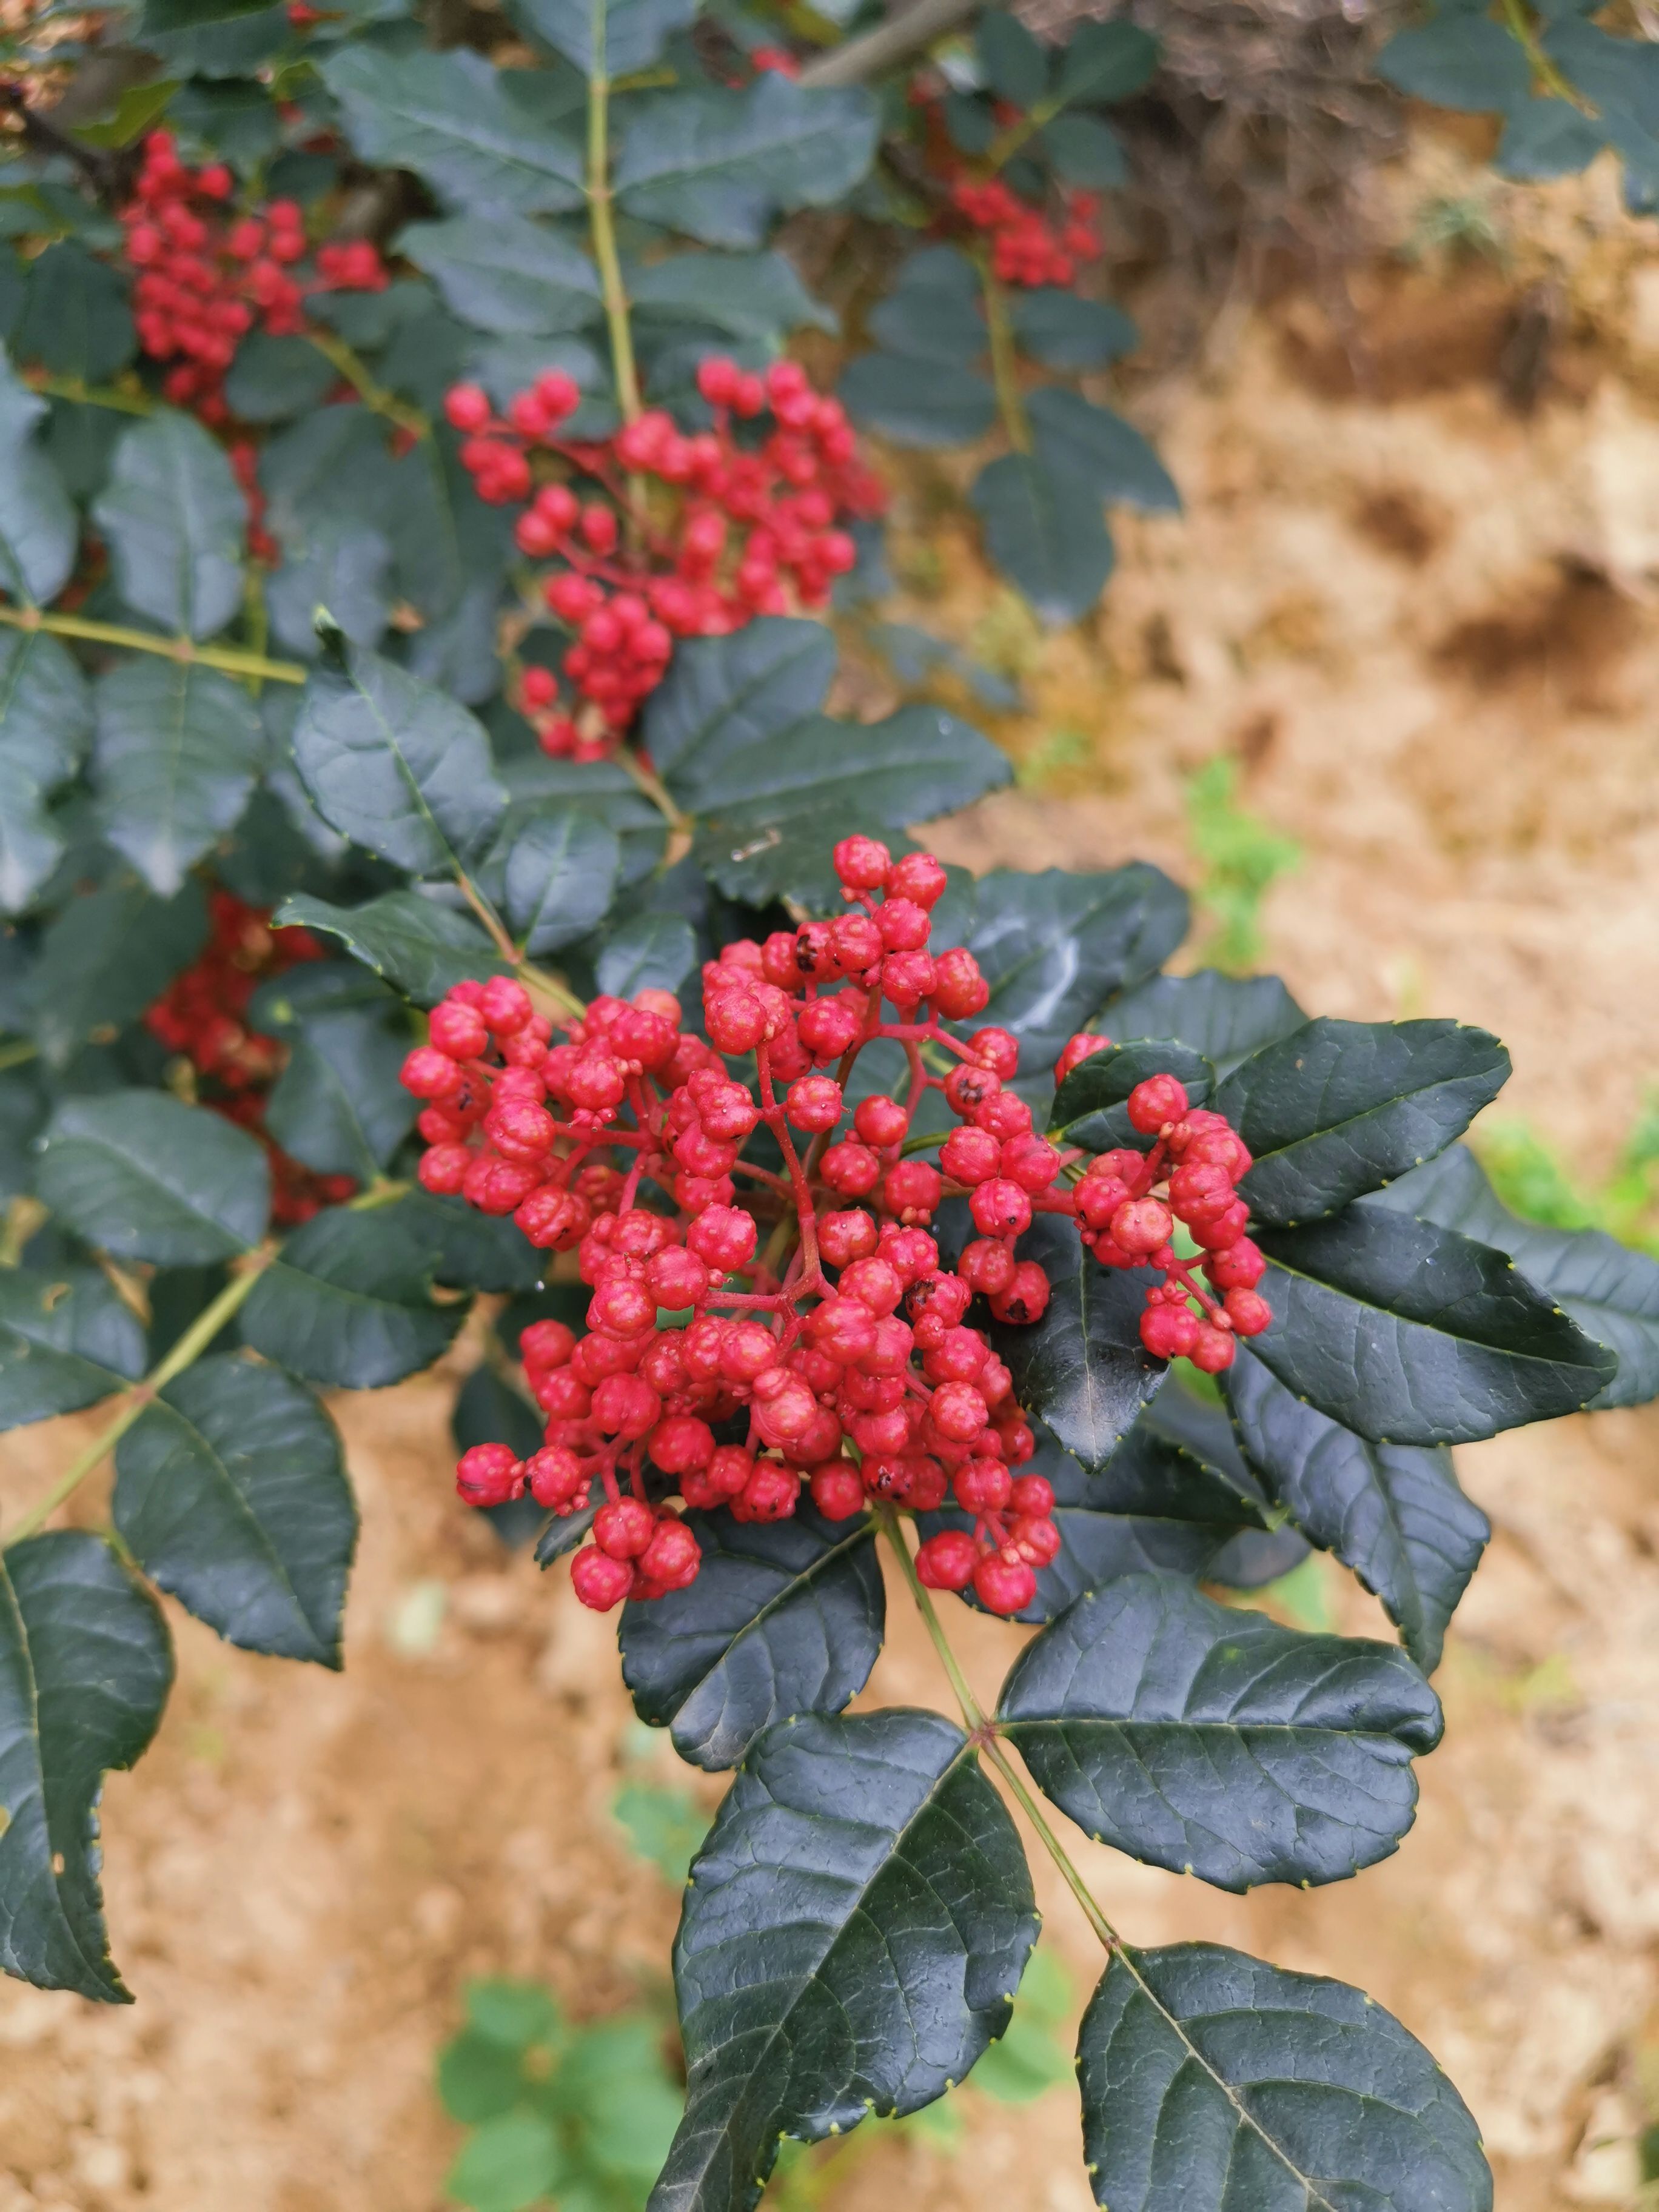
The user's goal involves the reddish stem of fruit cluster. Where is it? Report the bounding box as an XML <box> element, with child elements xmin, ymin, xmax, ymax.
<box><xmin>407</xmin><ymin>842</ymin><xmax>1271</xmax><ymax>1619</ymax></box>
<box><xmin>119</xmin><ymin>130</ymin><xmax>389</xmax><ymax>426</ymax></box>
<box><xmin>144</xmin><ymin>890</ymin><xmax>356</xmax><ymax>1225</ymax></box>
<box><xmin>446</xmin><ymin>355</ymin><xmax>885</xmax><ymax>758</ymax></box>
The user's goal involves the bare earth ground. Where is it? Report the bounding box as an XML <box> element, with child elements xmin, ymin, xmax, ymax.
<box><xmin>5</xmin><ymin>144</ymin><xmax>1659</xmax><ymax>2212</ymax></box>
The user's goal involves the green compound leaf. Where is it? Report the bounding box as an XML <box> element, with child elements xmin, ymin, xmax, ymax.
<box><xmin>650</xmin><ymin>1709</ymin><xmax>1037</xmax><ymax>2212</ymax></box>
<box><xmin>1057</xmin><ymin>18</ymin><xmax>1159</xmax><ymax>106</ymax></box>
<box><xmin>1049</xmin><ymin>1041</ymin><xmax>1217</xmax><ymax>1153</ymax></box>
<box><xmin>508</xmin><ymin>0</ymin><xmax>697</xmax><ymax>78</ymax></box>
<box><xmin>1097</xmin><ymin>967</ymin><xmax>1307</xmax><ymax>1079</ymax></box>
<box><xmin>997</xmin><ymin>1571</ymin><xmax>1441</xmax><ymax>1890</ymax></box>
<box><xmin>1366</xmin><ymin>1143</ymin><xmax>1659</xmax><ymax>1413</ymax></box>
<box><xmin>0</xmin><ymin>1531</ymin><xmax>173</xmax><ymax>2002</ymax></box>
<box><xmin>615</xmin><ymin>77</ymin><xmax>879</xmax><ymax>249</ymax></box>
<box><xmin>839</xmin><ymin>354</ymin><xmax>997</xmax><ymax>447</ymax></box>
<box><xmin>397</xmin><ymin>213</ymin><xmax>600</xmax><ymax>335</ymax></box>
<box><xmin>643</xmin><ymin>615</ymin><xmax>834</xmax><ymax>777</ymax></box>
<box><xmin>628</xmin><ymin>252</ymin><xmax>836</xmax><ymax>343</ymax></box>
<box><xmin>957</xmin><ymin>863</ymin><xmax>1190</xmax><ymax>1072</ymax></box>
<box><xmin>1375</xmin><ymin>17</ymin><xmax>1531</xmax><ymax>112</ymax></box>
<box><xmin>1224</xmin><ymin>1346</ymin><xmax>1488</xmax><ymax>1674</ymax></box>
<box><xmin>1217</xmin><ymin>1017</ymin><xmax>1511</xmax><ymax>1228</ymax></box>
<box><xmin>1076</xmin><ymin>1941</ymin><xmax>1492</xmax><ymax>2212</ymax></box>
<box><xmin>1027</xmin><ymin>387</ymin><xmax>1179</xmax><ymax>514</ymax></box>
<box><xmin>36</xmin><ymin>1091</ymin><xmax>270</xmax><ymax>1265</ymax></box>
<box><xmin>291</xmin><ymin>637</ymin><xmax>508</xmax><ymax>875</ymax></box>
<box><xmin>1039</xmin><ymin>113</ymin><xmax>1128</xmax><ymax>189</ymax></box>
<box><xmin>0</xmin><ymin>629</ymin><xmax>92</xmax><ymax>914</ymax></box>
<box><xmin>91</xmin><ymin>409</ymin><xmax>247</xmax><ymax>642</ymax></box>
<box><xmin>240</xmin><ymin>1199</ymin><xmax>464</xmax><ymax>1387</ymax></box>
<box><xmin>254</xmin><ymin>962</ymin><xmax>417</xmax><ymax>1181</ymax></box>
<box><xmin>865</xmin><ymin>248</ymin><xmax>983</xmax><ymax>367</ymax></box>
<box><xmin>322</xmin><ymin>47</ymin><xmax>585</xmax><ymax>217</ymax></box>
<box><xmin>618</xmin><ymin>1506</ymin><xmax>885</xmax><ymax>1771</ymax></box>
<box><xmin>991</xmin><ymin>1215</ymin><xmax>1167</xmax><ymax>1472</ymax></box>
<box><xmin>0</xmin><ymin>1266</ymin><xmax>146</xmax><ymax>1435</ymax></box>
<box><xmin>1250</xmin><ymin>1205</ymin><xmax>1617</xmax><ymax>1446</ymax></box>
<box><xmin>273</xmin><ymin>889</ymin><xmax>511</xmax><ymax>1005</ymax></box>
<box><xmin>971</xmin><ymin>451</ymin><xmax>1115</xmax><ymax>626</ymax></box>
<box><xmin>977</xmin><ymin>10</ymin><xmax>1048</xmax><ymax>109</ymax></box>
<box><xmin>92</xmin><ymin>659</ymin><xmax>263</xmax><ymax>898</ymax></box>
<box><xmin>489</xmin><ymin>804</ymin><xmax>620</xmax><ymax>955</ymax></box>
<box><xmin>113</xmin><ymin>1355</ymin><xmax>357</xmax><ymax>1666</ymax></box>
<box><xmin>595</xmin><ymin>911</ymin><xmax>698</xmax><ymax>1000</ymax></box>
<box><xmin>31</xmin><ymin>876</ymin><xmax>207</xmax><ymax>1068</ymax></box>
<box><xmin>1010</xmin><ymin>288</ymin><xmax>1136</xmax><ymax>369</ymax></box>
<box><xmin>0</xmin><ymin>350</ymin><xmax>76</xmax><ymax>607</ymax></box>
<box><xmin>11</xmin><ymin>243</ymin><xmax>136</xmax><ymax>384</ymax></box>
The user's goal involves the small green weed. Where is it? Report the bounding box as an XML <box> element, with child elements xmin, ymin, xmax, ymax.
<box><xmin>1184</xmin><ymin>759</ymin><xmax>1301</xmax><ymax>973</ymax></box>
<box><xmin>1476</xmin><ymin>1106</ymin><xmax>1659</xmax><ymax>1256</ymax></box>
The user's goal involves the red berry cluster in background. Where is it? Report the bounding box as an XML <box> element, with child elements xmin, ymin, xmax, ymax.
<box><xmin>119</xmin><ymin>130</ymin><xmax>388</xmax><ymax>423</ymax></box>
<box><xmin>145</xmin><ymin>890</ymin><xmax>355</xmax><ymax>1225</ymax></box>
<box><xmin>949</xmin><ymin>176</ymin><xmax>1104</xmax><ymax>289</ymax></box>
<box><xmin>445</xmin><ymin>357</ymin><xmax>885</xmax><ymax>758</ymax></box>
<box><xmin>404</xmin><ymin>839</ymin><xmax>1269</xmax><ymax>1616</ymax></box>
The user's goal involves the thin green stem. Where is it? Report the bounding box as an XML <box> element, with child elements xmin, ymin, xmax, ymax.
<box><xmin>347</xmin><ymin>1177</ymin><xmax>411</xmax><ymax>1211</ymax></box>
<box><xmin>454</xmin><ymin>870</ymin><xmax>586</xmax><ymax>1019</ymax></box>
<box><xmin>617</xmin><ymin>746</ymin><xmax>693</xmax><ymax>835</ymax></box>
<box><xmin>877</xmin><ymin>1507</ymin><xmax>1120</xmax><ymax>1951</ymax></box>
<box><xmin>5</xmin><ymin>1251</ymin><xmax>275</xmax><ymax>1544</ymax></box>
<box><xmin>303</xmin><ymin>328</ymin><xmax>431</xmax><ymax>438</ymax></box>
<box><xmin>0</xmin><ymin>605</ymin><xmax>306</xmax><ymax>684</ymax></box>
<box><xmin>24</xmin><ymin>372</ymin><xmax>153</xmax><ymax>415</ymax></box>
<box><xmin>976</xmin><ymin>253</ymin><xmax>1032</xmax><ymax>454</ymax></box>
<box><xmin>0</xmin><ymin>1038</ymin><xmax>38</xmax><ymax>1073</ymax></box>
<box><xmin>1500</xmin><ymin>0</ymin><xmax>1594</xmax><ymax>109</ymax></box>
<box><xmin>586</xmin><ymin>26</ymin><xmax>642</xmax><ymax>424</ymax></box>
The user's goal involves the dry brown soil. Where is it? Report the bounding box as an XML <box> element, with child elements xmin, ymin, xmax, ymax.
<box><xmin>4</xmin><ymin>147</ymin><xmax>1659</xmax><ymax>2212</ymax></box>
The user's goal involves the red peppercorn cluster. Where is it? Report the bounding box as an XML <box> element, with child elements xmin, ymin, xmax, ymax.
<box><xmin>408</xmin><ymin>839</ymin><xmax>1270</xmax><ymax>1614</ymax></box>
<box><xmin>949</xmin><ymin>176</ymin><xmax>1103</xmax><ymax>288</ymax></box>
<box><xmin>119</xmin><ymin>131</ymin><xmax>388</xmax><ymax>423</ymax></box>
<box><xmin>1061</xmin><ymin>1062</ymin><xmax>1272</xmax><ymax>1372</ymax></box>
<box><xmin>443</xmin><ymin>357</ymin><xmax>885</xmax><ymax>757</ymax></box>
<box><xmin>144</xmin><ymin>890</ymin><xmax>354</xmax><ymax>1225</ymax></box>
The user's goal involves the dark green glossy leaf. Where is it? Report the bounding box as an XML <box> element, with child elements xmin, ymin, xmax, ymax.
<box><xmin>1495</xmin><ymin>96</ymin><xmax>1606</xmax><ymax>177</ymax></box>
<box><xmin>652</xmin><ymin>1710</ymin><xmax>1037</xmax><ymax>2212</ymax></box>
<box><xmin>91</xmin><ymin>410</ymin><xmax>246</xmax><ymax>641</ymax></box>
<box><xmin>535</xmin><ymin>1500</ymin><xmax>599</xmax><ymax>1565</ymax></box>
<box><xmin>1129</xmin><ymin>1387</ymin><xmax>1274</xmax><ymax>1525</ymax></box>
<box><xmin>643</xmin><ymin>615</ymin><xmax>834</xmax><ymax>778</ymax></box>
<box><xmin>619</xmin><ymin>1506</ymin><xmax>884</xmax><ymax>1771</ymax></box>
<box><xmin>629</xmin><ymin>252</ymin><xmax>835</xmax><ymax>341</ymax></box>
<box><xmin>138</xmin><ymin>0</ymin><xmax>287</xmax><ymax>75</ymax></box>
<box><xmin>1219</xmin><ymin>1018</ymin><xmax>1510</xmax><ymax>1227</ymax></box>
<box><xmin>509</xmin><ymin>0</ymin><xmax>696</xmax><ymax>76</ymax></box>
<box><xmin>0</xmin><ymin>629</ymin><xmax>91</xmax><ymax>914</ymax></box>
<box><xmin>322</xmin><ymin>47</ymin><xmax>585</xmax><ymax>216</ymax></box>
<box><xmin>1057</xmin><ymin>19</ymin><xmax>1158</xmax><ymax>104</ymax></box>
<box><xmin>971</xmin><ymin>451</ymin><xmax>1115</xmax><ymax>626</ymax></box>
<box><xmin>0</xmin><ymin>1267</ymin><xmax>146</xmax><ymax>1433</ymax></box>
<box><xmin>240</xmin><ymin>1199</ymin><xmax>463</xmax><ymax>1386</ymax></box>
<box><xmin>256</xmin><ymin>964</ymin><xmax>417</xmax><ymax>1179</ymax></box>
<box><xmin>594</xmin><ymin>911</ymin><xmax>698</xmax><ymax>1000</ymax></box>
<box><xmin>31</xmin><ymin>876</ymin><xmax>207</xmax><ymax>1067</ymax></box>
<box><xmin>265</xmin><ymin>520</ymin><xmax>392</xmax><ymax>659</ymax></box>
<box><xmin>615</xmin><ymin>78</ymin><xmax>878</xmax><ymax>250</ymax></box>
<box><xmin>866</xmin><ymin>247</ymin><xmax>982</xmax><ymax>366</ymax></box>
<box><xmin>1098</xmin><ymin>968</ymin><xmax>1307</xmax><ymax>1080</ymax></box>
<box><xmin>492</xmin><ymin>805</ymin><xmax>620</xmax><ymax>954</ymax></box>
<box><xmin>0</xmin><ymin>352</ymin><xmax>76</xmax><ymax>606</ymax></box>
<box><xmin>221</xmin><ymin>331</ymin><xmax>339</xmax><ymax>422</ymax></box>
<box><xmin>404</xmin><ymin>1188</ymin><xmax>546</xmax><ymax>1293</ymax></box>
<box><xmin>1375</xmin><ymin>18</ymin><xmax>1530</xmax><ymax>110</ymax></box>
<box><xmin>10</xmin><ymin>244</ymin><xmax>135</xmax><ymax>384</ymax></box>
<box><xmin>1039</xmin><ymin>113</ymin><xmax>1127</xmax><ymax>188</ymax></box>
<box><xmin>273</xmin><ymin>889</ymin><xmax>509</xmax><ymax>1005</ymax></box>
<box><xmin>92</xmin><ymin>659</ymin><xmax>263</xmax><ymax>897</ymax></box>
<box><xmin>1077</xmin><ymin>1941</ymin><xmax>1492</xmax><ymax>2212</ymax></box>
<box><xmin>1028</xmin><ymin>387</ymin><xmax>1179</xmax><ymax>513</ymax></box>
<box><xmin>1010</xmin><ymin>288</ymin><xmax>1135</xmax><ymax>369</ymax></box>
<box><xmin>1049</xmin><ymin>1041</ymin><xmax>1216</xmax><ymax>1153</ymax></box>
<box><xmin>1543</xmin><ymin>20</ymin><xmax>1659</xmax><ymax>192</ymax></box>
<box><xmin>840</xmin><ymin>353</ymin><xmax>996</xmax><ymax>446</ymax></box>
<box><xmin>977</xmin><ymin>10</ymin><xmax>1047</xmax><ymax>107</ymax></box>
<box><xmin>993</xmin><ymin>1215</ymin><xmax>1165</xmax><ymax>1470</ymax></box>
<box><xmin>36</xmin><ymin>1091</ymin><xmax>269</xmax><ymax>1264</ymax></box>
<box><xmin>292</xmin><ymin>638</ymin><xmax>508</xmax><ymax>874</ymax></box>
<box><xmin>1251</xmin><ymin>1207</ymin><xmax>1616</xmax><ymax>1445</ymax></box>
<box><xmin>113</xmin><ymin>1355</ymin><xmax>356</xmax><ymax>1666</ymax></box>
<box><xmin>1224</xmin><ymin>1346</ymin><xmax>1487</xmax><ymax>1673</ymax></box>
<box><xmin>999</xmin><ymin>1572</ymin><xmax>1441</xmax><ymax>1889</ymax></box>
<box><xmin>1367</xmin><ymin>1143</ymin><xmax>1659</xmax><ymax>1412</ymax></box>
<box><xmin>398</xmin><ymin>213</ymin><xmax>600</xmax><ymax>335</ymax></box>
<box><xmin>0</xmin><ymin>1067</ymin><xmax>47</xmax><ymax>1199</ymax></box>
<box><xmin>0</xmin><ymin>1532</ymin><xmax>173</xmax><ymax>2002</ymax></box>
<box><xmin>959</xmin><ymin>863</ymin><xmax>1190</xmax><ymax>1071</ymax></box>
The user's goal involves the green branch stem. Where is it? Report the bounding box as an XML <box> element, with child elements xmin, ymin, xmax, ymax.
<box><xmin>5</xmin><ymin>1249</ymin><xmax>275</xmax><ymax>1546</ymax></box>
<box><xmin>23</xmin><ymin>371</ymin><xmax>153</xmax><ymax>415</ymax></box>
<box><xmin>1500</xmin><ymin>0</ymin><xmax>1594</xmax><ymax>110</ymax></box>
<box><xmin>976</xmin><ymin>255</ymin><xmax>1033</xmax><ymax>453</ymax></box>
<box><xmin>303</xmin><ymin>328</ymin><xmax>431</xmax><ymax>438</ymax></box>
<box><xmin>877</xmin><ymin>1507</ymin><xmax>1119</xmax><ymax>1950</ymax></box>
<box><xmin>587</xmin><ymin>32</ymin><xmax>642</xmax><ymax>424</ymax></box>
<box><xmin>0</xmin><ymin>1039</ymin><xmax>39</xmax><ymax>1074</ymax></box>
<box><xmin>0</xmin><ymin>604</ymin><xmax>307</xmax><ymax>684</ymax></box>
<box><xmin>454</xmin><ymin>868</ymin><xmax>586</xmax><ymax>1018</ymax></box>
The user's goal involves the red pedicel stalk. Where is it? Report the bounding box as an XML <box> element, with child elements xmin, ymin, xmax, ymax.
<box><xmin>403</xmin><ymin>843</ymin><xmax>1270</xmax><ymax>1616</ymax></box>
<box><xmin>145</xmin><ymin>890</ymin><xmax>355</xmax><ymax>1225</ymax></box>
<box><xmin>444</xmin><ymin>355</ymin><xmax>886</xmax><ymax>759</ymax></box>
